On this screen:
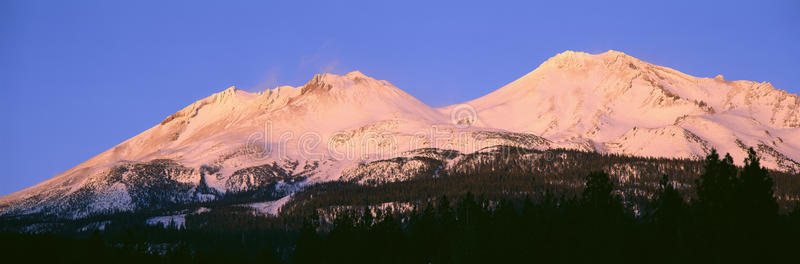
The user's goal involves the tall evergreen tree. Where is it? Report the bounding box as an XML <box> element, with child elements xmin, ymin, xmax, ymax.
<box><xmin>435</xmin><ymin>195</ymin><xmax>455</xmax><ymax>264</ymax></box>
<box><xmin>649</xmin><ymin>174</ymin><xmax>689</xmax><ymax>263</ymax></box>
<box><xmin>579</xmin><ymin>171</ymin><xmax>626</xmax><ymax>262</ymax></box>
<box><xmin>582</xmin><ymin>171</ymin><xmax>616</xmax><ymax>210</ymax></box>
<box><xmin>737</xmin><ymin>147</ymin><xmax>778</xmax><ymax>222</ymax></box>
<box><xmin>734</xmin><ymin>147</ymin><xmax>779</xmax><ymax>262</ymax></box>
<box><xmin>694</xmin><ymin>149</ymin><xmax>739</xmax><ymax>220</ymax></box>
<box><xmin>651</xmin><ymin>175</ymin><xmax>686</xmax><ymax>225</ymax></box>
<box><xmin>693</xmin><ymin>149</ymin><xmax>744</xmax><ymax>262</ymax></box>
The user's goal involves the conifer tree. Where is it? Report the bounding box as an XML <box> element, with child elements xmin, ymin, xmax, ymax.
<box><xmin>651</xmin><ymin>174</ymin><xmax>686</xmax><ymax>226</ymax></box>
<box><xmin>582</xmin><ymin>171</ymin><xmax>616</xmax><ymax>210</ymax></box>
<box><xmin>738</xmin><ymin>147</ymin><xmax>778</xmax><ymax>223</ymax></box>
<box><xmin>694</xmin><ymin>149</ymin><xmax>739</xmax><ymax>221</ymax></box>
<box><xmin>734</xmin><ymin>148</ymin><xmax>779</xmax><ymax>262</ymax></box>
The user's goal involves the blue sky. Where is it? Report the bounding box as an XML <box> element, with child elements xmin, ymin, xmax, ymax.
<box><xmin>0</xmin><ymin>0</ymin><xmax>798</xmax><ymax>196</ymax></box>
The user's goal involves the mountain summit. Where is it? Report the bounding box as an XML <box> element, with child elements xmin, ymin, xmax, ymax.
<box><xmin>2</xmin><ymin>51</ymin><xmax>799</xmax><ymax>218</ymax></box>
<box><xmin>466</xmin><ymin>50</ymin><xmax>800</xmax><ymax>170</ymax></box>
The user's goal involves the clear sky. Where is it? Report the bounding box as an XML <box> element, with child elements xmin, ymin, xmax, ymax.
<box><xmin>1</xmin><ymin>0</ymin><xmax>798</xmax><ymax>196</ymax></box>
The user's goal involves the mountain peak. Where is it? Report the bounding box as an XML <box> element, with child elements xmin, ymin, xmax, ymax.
<box><xmin>542</xmin><ymin>50</ymin><xmax>639</xmax><ymax>70</ymax></box>
<box><xmin>600</xmin><ymin>49</ymin><xmax>629</xmax><ymax>56</ymax></box>
<box><xmin>325</xmin><ymin>70</ymin><xmax>379</xmax><ymax>83</ymax></box>
<box><xmin>550</xmin><ymin>50</ymin><xmax>630</xmax><ymax>59</ymax></box>
<box><xmin>300</xmin><ymin>71</ymin><xmax>390</xmax><ymax>96</ymax></box>
<box><xmin>210</xmin><ymin>86</ymin><xmax>241</xmax><ymax>103</ymax></box>
<box><xmin>345</xmin><ymin>70</ymin><xmax>368</xmax><ymax>78</ymax></box>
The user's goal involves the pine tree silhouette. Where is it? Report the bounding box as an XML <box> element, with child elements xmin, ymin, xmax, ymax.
<box><xmin>694</xmin><ymin>149</ymin><xmax>739</xmax><ymax>223</ymax></box>
<box><xmin>651</xmin><ymin>175</ymin><xmax>686</xmax><ymax>226</ymax></box>
<box><xmin>738</xmin><ymin>147</ymin><xmax>778</xmax><ymax>223</ymax></box>
<box><xmin>735</xmin><ymin>147</ymin><xmax>779</xmax><ymax>262</ymax></box>
<box><xmin>582</xmin><ymin>171</ymin><xmax>617</xmax><ymax>211</ymax></box>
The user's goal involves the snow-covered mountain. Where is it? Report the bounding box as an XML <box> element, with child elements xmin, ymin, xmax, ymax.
<box><xmin>460</xmin><ymin>51</ymin><xmax>800</xmax><ymax>171</ymax></box>
<box><xmin>2</xmin><ymin>50</ymin><xmax>799</xmax><ymax>218</ymax></box>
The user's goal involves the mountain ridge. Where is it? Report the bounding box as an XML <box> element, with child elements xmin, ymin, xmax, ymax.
<box><xmin>2</xmin><ymin>50</ymin><xmax>799</xmax><ymax>218</ymax></box>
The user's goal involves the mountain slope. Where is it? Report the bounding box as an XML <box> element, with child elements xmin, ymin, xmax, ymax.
<box><xmin>458</xmin><ymin>50</ymin><xmax>800</xmax><ymax>171</ymax></box>
<box><xmin>2</xmin><ymin>51</ymin><xmax>799</xmax><ymax>218</ymax></box>
<box><xmin>0</xmin><ymin>72</ymin><xmax>457</xmax><ymax>217</ymax></box>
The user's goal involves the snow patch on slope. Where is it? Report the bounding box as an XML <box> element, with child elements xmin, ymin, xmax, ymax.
<box><xmin>245</xmin><ymin>194</ymin><xmax>294</xmax><ymax>216</ymax></box>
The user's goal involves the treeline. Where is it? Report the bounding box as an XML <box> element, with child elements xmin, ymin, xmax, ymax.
<box><xmin>291</xmin><ymin>148</ymin><xmax>799</xmax><ymax>263</ymax></box>
<box><xmin>284</xmin><ymin>147</ymin><xmax>800</xmax><ymax>216</ymax></box>
<box><xmin>2</xmin><ymin>148</ymin><xmax>800</xmax><ymax>263</ymax></box>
